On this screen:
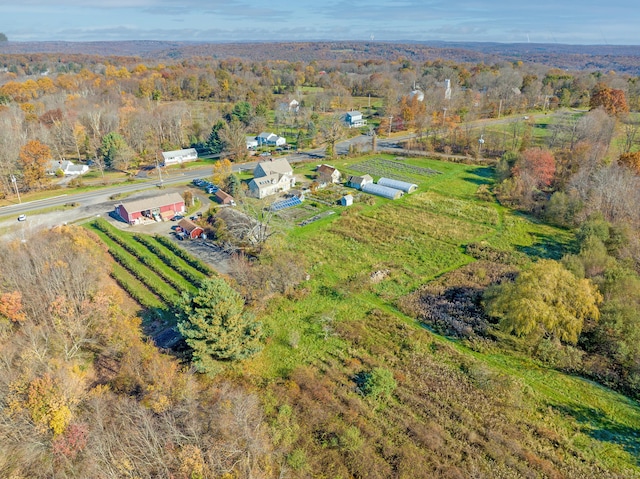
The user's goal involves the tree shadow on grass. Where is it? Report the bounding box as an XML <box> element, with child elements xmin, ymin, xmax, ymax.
<box><xmin>140</xmin><ymin>308</ymin><xmax>187</xmax><ymax>353</ymax></box>
<box><xmin>551</xmin><ymin>403</ymin><xmax>640</xmax><ymax>465</ymax></box>
<box><xmin>517</xmin><ymin>232</ymin><xmax>572</xmax><ymax>260</ymax></box>
<box><xmin>463</xmin><ymin>167</ymin><xmax>494</xmax><ymax>186</ymax></box>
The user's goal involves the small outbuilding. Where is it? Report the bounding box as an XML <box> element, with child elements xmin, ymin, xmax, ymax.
<box><xmin>177</xmin><ymin>218</ymin><xmax>204</xmax><ymax>239</ymax></box>
<box><xmin>340</xmin><ymin>194</ymin><xmax>354</xmax><ymax>206</ymax></box>
<box><xmin>377</xmin><ymin>177</ymin><xmax>418</xmax><ymax>193</ymax></box>
<box><xmin>362</xmin><ymin>183</ymin><xmax>404</xmax><ymax>200</ymax></box>
<box><xmin>215</xmin><ymin>189</ymin><xmax>236</xmax><ymax>206</ymax></box>
<box><xmin>317</xmin><ymin>164</ymin><xmax>341</xmax><ymax>184</ymax></box>
<box><xmin>347</xmin><ymin>174</ymin><xmax>373</xmax><ymax>190</ymax></box>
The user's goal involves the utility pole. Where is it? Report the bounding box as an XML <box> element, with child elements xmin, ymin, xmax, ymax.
<box><xmin>155</xmin><ymin>154</ymin><xmax>163</xmax><ymax>186</ymax></box>
<box><xmin>388</xmin><ymin>116</ymin><xmax>393</xmax><ymax>137</ymax></box>
<box><xmin>10</xmin><ymin>174</ymin><xmax>21</xmax><ymax>203</ymax></box>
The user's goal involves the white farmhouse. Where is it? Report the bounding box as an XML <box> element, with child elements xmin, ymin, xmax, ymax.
<box><xmin>47</xmin><ymin>160</ymin><xmax>89</xmax><ymax>176</ymax></box>
<box><xmin>256</xmin><ymin>132</ymin><xmax>287</xmax><ymax>147</ymax></box>
<box><xmin>344</xmin><ymin>111</ymin><xmax>367</xmax><ymax>128</ymax></box>
<box><xmin>249</xmin><ymin>158</ymin><xmax>296</xmax><ymax>199</ymax></box>
<box><xmin>161</xmin><ymin>148</ymin><xmax>198</xmax><ymax>166</ymax></box>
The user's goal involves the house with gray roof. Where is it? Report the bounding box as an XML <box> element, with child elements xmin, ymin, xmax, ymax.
<box><xmin>347</xmin><ymin>174</ymin><xmax>373</xmax><ymax>190</ymax></box>
<box><xmin>161</xmin><ymin>148</ymin><xmax>198</xmax><ymax>166</ymax></box>
<box><xmin>250</xmin><ymin>158</ymin><xmax>296</xmax><ymax>198</ymax></box>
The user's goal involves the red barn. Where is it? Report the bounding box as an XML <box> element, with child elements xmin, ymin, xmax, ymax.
<box><xmin>177</xmin><ymin>218</ymin><xmax>204</xmax><ymax>239</ymax></box>
<box><xmin>115</xmin><ymin>192</ymin><xmax>185</xmax><ymax>225</ymax></box>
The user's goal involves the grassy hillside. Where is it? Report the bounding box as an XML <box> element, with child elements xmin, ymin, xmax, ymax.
<box><xmin>238</xmin><ymin>155</ymin><xmax>640</xmax><ymax>477</ymax></box>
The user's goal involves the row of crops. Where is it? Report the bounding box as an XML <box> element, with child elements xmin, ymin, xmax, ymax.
<box><xmin>350</xmin><ymin>158</ymin><xmax>441</xmax><ymax>182</ymax></box>
<box><xmin>88</xmin><ymin>218</ymin><xmax>213</xmax><ymax>312</ymax></box>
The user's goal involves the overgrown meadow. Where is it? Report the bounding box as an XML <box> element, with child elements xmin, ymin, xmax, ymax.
<box><xmin>240</xmin><ymin>155</ymin><xmax>640</xmax><ymax>477</ymax></box>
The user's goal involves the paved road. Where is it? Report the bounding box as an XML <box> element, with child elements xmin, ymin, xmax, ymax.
<box><xmin>0</xmin><ymin>111</ymin><xmax>544</xmax><ymax>225</ymax></box>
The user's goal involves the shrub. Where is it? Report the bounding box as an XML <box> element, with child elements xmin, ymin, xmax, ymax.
<box><xmin>357</xmin><ymin>367</ymin><xmax>397</xmax><ymax>402</ymax></box>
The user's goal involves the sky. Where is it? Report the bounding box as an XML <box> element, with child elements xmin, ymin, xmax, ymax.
<box><xmin>1</xmin><ymin>0</ymin><xmax>638</xmax><ymax>45</ymax></box>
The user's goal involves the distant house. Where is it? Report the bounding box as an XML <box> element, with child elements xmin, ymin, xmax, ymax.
<box><xmin>340</xmin><ymin>194</ymin><xmax>354</xmax><ymax>206</ymax></box>
<box><xmin>249</xmin><ymin>158</ymin><xmax>296</xmax><ymax>199</ymax></box>
<box><xmin>161</xmin><ymin>148</ymin><xmax>198</xmax><ymax>166</ymax></box>
<box><xmin>215</xmin><ymin>189</ymin><xmax>235</xmax><ymax>206</ymax></box>
<box><xmin>345</xmin><ymin>111</ymin><xmax>366</xmax><ymax>128</ymax></box>
<box><xmin>256</xmin><ymin>132</ymin><xmax>286</xmax><ymax>147</ymax></box>
<box><xmin>47</xmin><ymin>160</ymin><xmax>89</xmax><ymax>176</ymax></box>
<box><xmin>246</xmin><ymin>137</ymin><xmax>258</xmax><ymax>150</ymax></box>
<box><xmin>409</xmin><ymin>89</ymin><xmax>425</xmax><ymax>102</ymax></box>
<box><xmin>347</xmin><ymin>174</ymin><xmax>373</xmax><ymax>190</ymax></box>
<box><xmin>316</xmin><ymin>164</ymin><xmax>341</xmax><ymax>184</ymax></box>
<box><xmin>114</xmin><ymin>192</ymin><xmax>185</xmax><ymax>225</ymax></box>
<box><xmin>178</xmin><ymin>218</ymin><xmax>204</xmax><ymax>239</ymax></box>
<box><xmin>278</xmin><ymin>99</ymin><xmax>300</xmax><ymax>113</ymax></box>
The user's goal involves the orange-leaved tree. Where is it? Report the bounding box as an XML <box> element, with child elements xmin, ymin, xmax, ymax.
<box><xmin>590</xmin><ymin>83</ymin><xmax>629</xmax><ymax>116</ymax></box>
<box><xmin>19</xmin><ymin>139</ymin><xmax>52</xmax><ymax>190</ymax></box>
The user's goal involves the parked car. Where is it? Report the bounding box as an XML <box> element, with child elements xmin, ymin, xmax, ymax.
<box><xmin>206</xmin><ymin>186</ymin><xmax>218</xmax><ymax>194</ymax></box>
<box><xmin>259</xmin><ymin>151</ymin><xmax>272</xmax><ymax>157</ymax></box>
<box><xmin>17</xmin><ymin>214</ymin><xmax>26</xmax><ymax>222</ymax></box>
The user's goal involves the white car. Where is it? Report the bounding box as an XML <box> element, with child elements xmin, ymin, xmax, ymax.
<box><xmin>17</xmin><ymin>214</ymin><xmax>26</xmax><ymax>222</ymax></box>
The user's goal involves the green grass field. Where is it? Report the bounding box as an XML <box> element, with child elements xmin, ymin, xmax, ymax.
<box><xmin>239</xmin><ymin>154</ymin><xmax>640</xmax><ymax>476</ymax></box>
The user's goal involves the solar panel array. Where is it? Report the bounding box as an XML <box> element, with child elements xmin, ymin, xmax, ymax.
<box><xmin>270</xmin><ymin>196</ymin><xmax>303</xmax><ymax>211</ymax></box>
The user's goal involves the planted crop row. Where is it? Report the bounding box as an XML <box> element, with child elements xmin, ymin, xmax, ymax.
<box><xmin>154</xmin><ymin>234</ymin><xmax>214</xmax><ymax>275</ymax></box>
<box><xmin>134</xmin><ymin>235</ymin><xmax>207</xmax><ymax>286</ymax></box>
<box><xmin>91</xmin><ymin>220</ymin><xmax>196</xmax><ymax>294</ymax></box>
<box><xmin>109</xmin><ymin>247</ymin><xmax>181</xmax><ymax>306</ymax></box>
<box><xmin>111</xmin><ymin>263</ymin><xmax>165</xmax><ymax>310</ymax></box>
<box><xmin>351</xmin><ymin>158</ymin><xmax>441</xmax><ymax>183</ymax></box>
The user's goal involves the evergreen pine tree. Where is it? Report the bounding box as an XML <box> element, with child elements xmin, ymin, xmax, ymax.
<box><xmin>177</xmin><ymin>278</ymin><xmax>263</xmax><ymax>372</ymax></box>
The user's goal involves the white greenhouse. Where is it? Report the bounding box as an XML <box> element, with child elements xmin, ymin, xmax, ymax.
<box><xmin>377</xmin><ymin>177</ymin><xmax>418</xmax><ymax>193</ymax></box>
<box><xmin>362</xmin><ymin>183</ymin><xmax>404</xmax><ymax>200</ymax></box>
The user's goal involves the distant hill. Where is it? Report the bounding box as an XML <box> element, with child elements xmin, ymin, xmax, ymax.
<box><xmin>1</xmin><ymin>40</ymin><xmax>640</xmax><ymax>74</ymax></box>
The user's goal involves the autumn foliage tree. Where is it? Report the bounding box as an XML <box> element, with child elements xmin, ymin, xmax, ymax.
<box><xmin>590</xmin><ymin>83</ymin><xmax>629</xmax><ymax>116</ymax></box>
<box><xmin>618</xmin><ymin>151</ymin><xmax>640</xmax><ymax>175</ymax></box>
<box><xmin>516</xmin><ymin>147</ymin><xmax>556</xmax><ymax>188</ymax></box>
<box><xmin>19</xmin><ymin>139</ymin><xmax>52</xmax><ymax>190</ymax></box>
<box><xmin>484</xmin><ymin>259</ymin><xmax>602</xmax><ymax>344</ymax></box>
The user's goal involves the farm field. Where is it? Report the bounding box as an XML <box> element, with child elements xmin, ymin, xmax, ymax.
<box><xmin>238</xmin><ymin>155</ymin><xmax>640</xmax><ymax>477</ymax></box>
<box><xmin>86</xmin><ymin>219</ymin><xmax>215</xmax><ymax>342</ymax></box>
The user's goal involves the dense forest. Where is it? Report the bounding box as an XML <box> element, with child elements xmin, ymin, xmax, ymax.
<box><xmin>1</xmin><ymin>43</ymin><xmax>640</xmax><ymax>477</ymax></box>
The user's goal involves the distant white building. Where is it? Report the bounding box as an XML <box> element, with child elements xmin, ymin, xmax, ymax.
<box><xmin>246</xmin><ymin>137</ymin><xmax>258</xmax><ymax>149</ymax></box>
<box><xmin>409</xmin><ymin>89</ymin><xmax>425</xmax><ymax>102</ymax></box>
<box><xmin>347</xmin><ymin>174</ymin><xmax>373</xmax><ymax>190</ymax></box>
<box><xmin>256</xmin><ymin>132</ymin><xmax>286</xmax><ymax>147</ymax></box>
<box><xmin>161</xmin><ymin>148</ymin><xmax>198</xmax><ymax>166</ymax></box>
<box><xmin>47</xmin><ymin>160</ymin><xmax>89</xmax><ymax>176</ymax></box>
<box><xmin>316</xmin><ymin>164</ymin><xmax>341</xmax><ymax>184</ymax></box>
<box><xmin>278</xmin><ymin>99</ymin><xmax>300</xmax><ymax>113</ymax></box>
<box><xmin>340</xmin><ymin>194</ymin><xmax>354</xmax><ymax>206</ymax></box>
<box><xmin>345</xmin><ymin>111</ymin><xmax>366</xmax><ymax>128</ymax></box>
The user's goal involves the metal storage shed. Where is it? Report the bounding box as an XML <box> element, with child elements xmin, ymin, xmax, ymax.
<box><xmin>377</xmin><ymin>177</ymin><xmax>418</xmax><ymax>193</ymax></box>
<box><xmin>362</xmin><ymin>183</ymin><xmax>404</xmax><ymax>200</ymax></box>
